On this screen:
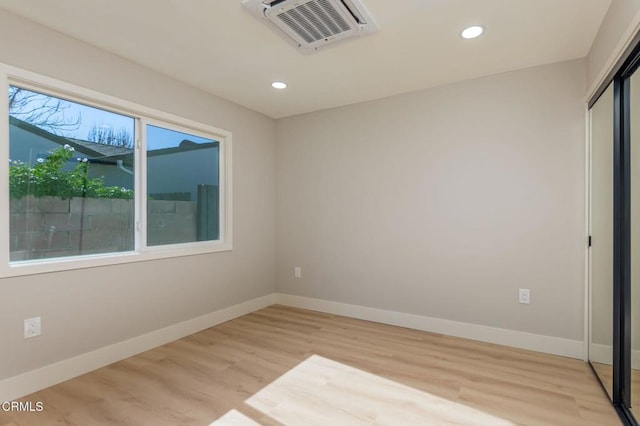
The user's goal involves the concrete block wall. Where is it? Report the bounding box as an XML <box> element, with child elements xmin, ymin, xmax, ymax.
<box><xmin>146</xmin><ymin>199</ymin><xmax>198</xmax><ymax>246</ymax></box>
<box><xmin>10</xmin><ymin>196</ymin><xmax>197</xmax><ymax>260</ymax></box>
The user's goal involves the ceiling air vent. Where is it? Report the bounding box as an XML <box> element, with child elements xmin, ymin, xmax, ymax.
<box><xmin>242</xmin><ymin>0</ymin><xmax>378</xmax><ymax>53</ymax></box>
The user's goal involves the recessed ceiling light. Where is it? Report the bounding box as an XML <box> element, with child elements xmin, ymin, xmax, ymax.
<box><xmin>461</xmin><ymin>25</ymin><xmax>484</xmax><ymax>39</ymax></box>
<box><xmin>272</xmin><ymin>81</ymin><xmax>288</xmax><ymax>89</ymax></box>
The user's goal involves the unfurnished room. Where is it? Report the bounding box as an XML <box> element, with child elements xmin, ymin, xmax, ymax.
<box><xmin>0</xmin><ymin>0</ymin><xmax>638</xmax><ymax>425</ymax></box>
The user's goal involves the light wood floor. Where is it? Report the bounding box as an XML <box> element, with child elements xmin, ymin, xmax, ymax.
<box><xmin>590</xmin><ymin>362</ymin><xmax>613</xmax><ymax>401</ymax></box>
<box><xmin>592</xmin><ymin>361</ymin><xmax>640</xmax><ymax>417</ymax></box>
<box><xmin>0</xmin><ymin>305</ymin><xmax>620</xmax><ymax>425</ymax></box>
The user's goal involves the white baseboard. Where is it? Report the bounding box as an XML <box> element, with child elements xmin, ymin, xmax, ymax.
<box><xmin>1</xmin><ymin>292</ymin><xmax>588</xmax><ymax>402</ymax></box>
<box><xmin>589</xmin><ymin>343</ymin><xmax>613</xmax><ymax>366</ymax></box>
<box><xmin>275</xmin><ymin>293</ymin><xmax>585</xmax><ymax>360</ymax></box>
<box><xmin>590</xmin><ymin>343</ymin><xmax>640</xmax><ymax>370</ymax></box>
<box><xmin>0</xmin><ymin>293</ymin><xmax>277</xmax><ymax>402</ymax></box>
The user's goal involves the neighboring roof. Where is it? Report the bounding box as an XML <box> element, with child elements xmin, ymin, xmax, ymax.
<box><xmin>9</xmin><ymin>115</ymin><xmax>102</xmax><ymax>157</ymax></box>
<box><xmin>67</xmin><ymin>138</ymin><xmax>132</xmax><ymax>158</ymax></box>
<box><xmin>147</xmin><ymin>141</ymin><xmax>219</xmax><ymax>158</ymax></box>
<box><xmin>10</xmin><ymin>116</ymin><xmax>217</xmax><ymax>159</ymax></box>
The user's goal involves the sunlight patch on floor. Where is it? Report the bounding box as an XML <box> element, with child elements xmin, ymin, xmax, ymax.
<box><xmin>210</xmin><ymin>409</ymin><xmax>260</xmax><ymax>426</ymax></box>
<box><xmin>212</xmin><ymin>355</ymin><xmax>514</xmax><ymax>425</ymax></box>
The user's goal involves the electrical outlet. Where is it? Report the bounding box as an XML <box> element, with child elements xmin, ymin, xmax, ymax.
<box><xmin>518</xmin><ymin>289</ymin><xmax>530</xmax><ymax>304</ymax></box>
<box><xmin>24</xmin><ymin>316</ymin><xmax>41</xmax><ymax>338</ymax></box>
<box><xmin>294</xmin><ymin>266</ymin><xmax>302</xmax><ymax>278</ymax></box>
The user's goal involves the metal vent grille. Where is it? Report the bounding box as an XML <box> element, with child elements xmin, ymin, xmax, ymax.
<box><xmin>242</xmin><ymin>0</ymin><xmax>378</xmax><ymax>53</ymax></box>
<box><xmin>275</xmin><ymin>0</ymin><xmax>352</xmax><ymax>44</ymax></box>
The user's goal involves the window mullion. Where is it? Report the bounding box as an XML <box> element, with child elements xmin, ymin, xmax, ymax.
<box><xmin>137</xmin><ymin>118</ymin><xmax>147</xmax><ymax>252</ymax></box>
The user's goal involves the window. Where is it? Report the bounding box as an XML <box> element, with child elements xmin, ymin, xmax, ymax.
<box><xmin>145</xmin><ymin>124</ymin><xmax>220</xmax><ymax>246</ymax></box>
<box><xmin>9</xmin><ymin>86</ymin><xmax>135</xmax><ymax>262</ymax></box>
<box><xmin>1</xmin><ymin>67</ymin><xmax>232</xmax><ymax>276</ymax></box>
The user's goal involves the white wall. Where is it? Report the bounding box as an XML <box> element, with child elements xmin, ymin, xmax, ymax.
<box><xmin>0</xmin><ymin>10</ymin><xmax>277</xmax><ymax>381</ymax></box>
<box><xmin>587</xmin><ymin>0</ymin><xmax>640</xmax><ymax>93</ymax></box>
<box><xmin>276</xmin><ymin>59</ymin><xmax>586</xmax><ymax>341</ymax></box>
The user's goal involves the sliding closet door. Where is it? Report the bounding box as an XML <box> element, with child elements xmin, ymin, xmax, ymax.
<box><xmin>631</xmin><ymin>68</ymin><xmax>640</xmax><ymax>415</ymax></box>
<box><xmin>590</xmin><ymin>83</ymin><xmax>615</xmax><ymax>399</ymax></box>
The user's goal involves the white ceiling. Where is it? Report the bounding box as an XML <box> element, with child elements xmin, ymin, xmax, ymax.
<box><xmin>0</xmin><ymin>0</ymin><xmax>612</xmax><ymax>118</ymax></box>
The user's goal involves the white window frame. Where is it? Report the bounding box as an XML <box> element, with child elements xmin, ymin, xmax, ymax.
<box><xmin>0</xmin><ymin>64</ymin><xmax>233</xmax><ymax>278</ymax></box>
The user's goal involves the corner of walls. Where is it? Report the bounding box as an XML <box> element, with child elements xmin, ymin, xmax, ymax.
<box><xmin>275</xmin><ymin>59</ymin><xmax>586</xmax><ymax>353</ymax></box>
<box><xmin>586</xmin><ymin>0</ymin><xmax>640</xmax><ymax>98</ymax></box>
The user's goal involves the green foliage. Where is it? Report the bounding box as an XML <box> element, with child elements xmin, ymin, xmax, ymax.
<box><xmin>9</xmin><ymin>145</ymin><xmax>133</xmax><ymax>200</ymax></box>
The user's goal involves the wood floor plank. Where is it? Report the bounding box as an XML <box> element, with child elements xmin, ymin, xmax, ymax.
<box><xmin>0</xmin><ymin>305</ymin><xmax>620</xmax><ymax>425</ymax></box>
